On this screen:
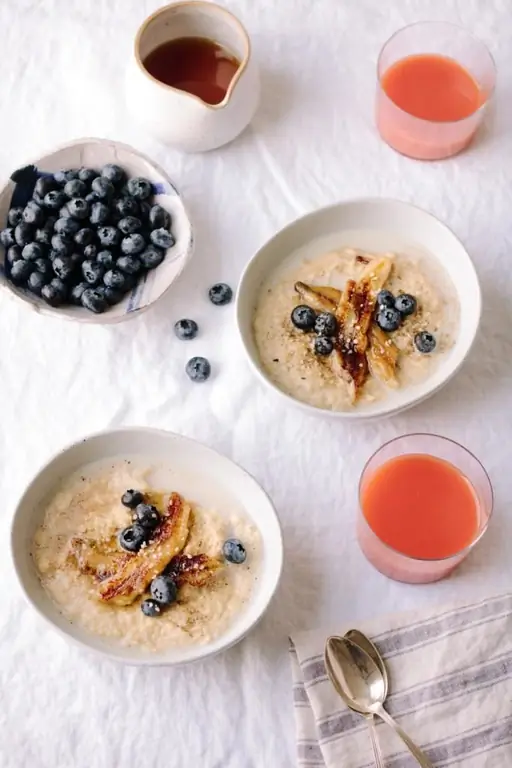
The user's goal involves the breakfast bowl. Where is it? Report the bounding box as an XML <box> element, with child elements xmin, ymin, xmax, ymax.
<box><xmin>10</xmin><ymin>427</ymin><xmax>283</xmax><ymax>665</ymax></box>
<box><xmin>237</xmin><ymin>198</ymin><xmax>481</xmax><ymax>420</ymax></box>
<box><xmin>0</xmin><ymin>137</ymin><xmax>193</xmax><ymax>323</ymax></box>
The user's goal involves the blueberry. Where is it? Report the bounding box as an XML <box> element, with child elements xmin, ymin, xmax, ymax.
<box><xmin>117</xmin><ymin>255</ymin><xmax>142</xmax><ymax>275</ymax></box>
<box><xmin>35</xmin><ymin>219</ymin><xmax>56</xmax><ymax>246</ymax></box>
<box><xmin>90</xmin><ymin>202</ymin><xmax>110</xmax><ymax>226</ymax></box>
<box><xmin>101</xmin><ymin>164</ymin><xmax>126</xmax><ymax>186</ymax></box>
<box><xmin>32</xmin><ymin>191</ymin><xmax>46</xmax><ymax>207</ymax></box>
<box><xmin>54</xmin><ymin>169</ymin><xmax>78</xmax><ymax>185</ymax></box>
<box><xmin>121</xmin><ymin>233</ymin><xmax>145</xmax><ymax>255</ymax></box>
<box><xmin>91</xmin><ymin>176</ymin><xmax>115</xmax><ymax>200</ymax></box>
<box><xmin>22</xmin><ymin>242</ymin><xmax>45</xmax><ymax>261</ymax></box>
<box><xmin>55</xmin><ymin>217</ymin><xmax>80</xmax><ymax>236</ymax></box>
<box><xmin>118</xmin><ymin>216</ymin><xmax>142</xmax><ymax>235</ymax></box>
<box><xmin>6</xmin><ymin>245</ymin><xmax>22</xmax><ymax>265</ymax></box>
<box><xmin>41</xmin><ymin>277</ymin><xmax>67</xmax><ymax>306</ymax></box>
<box><xmin>114</xmin><ymin>197</ymin><xmax>139</xmax><ymax>218</ymax></box>
<box><xmin>81</xmin><ymin>287</ymin><xmax>109</xmax><ymax>314</ymax></box>
<box><xmin>140</xmin><ymin>246</ymin><xmax>164</xmax><ymax>270</ymax></box>
<box><xmin>314</xmin><ymin>312</ymin><xmax>338</xmax><ymax>337</ymax></box>
<box><xmin>291</xmin><ymin>304</ymin><xmax>316</xmax><ymax>331</ymax></box>
<box><xmin>7</xmin><ymin>207</ymin><xmax>24</xmax><ymax>227</ymax></box>
<box><xmin>85</xmin><ymin>192</ymin><xmax>100</xmax><ymax>205</ymax></box>
<box><xmin>414</xmin><ymin>331</ymin><xmax>437</xmax><ymax>354</ymax></box>
<box><xmin>22</xmin><ymin>203</ymin><xmax>44</xmax><ymax>227</ymax></box>
<box><xmin>1</xmin><ymin>227</ymin><xmax>16</xmax><ymax>247</ymax></box>
<box><xmin>34</xmin><ymin>176</ymin><xmax>58</xmax><ymax>198</ymax></box>
<box><xmin>127</xmin><ymin>176</ymin><xmax>152</xmax><ymax>200</ymax></box>
<box><xmin>70</xmin><ymin>282</ymin><xmax>88</xmax><ymax>305</ymax></box>
<box><xmin>51</xmin><ymin>233</ymin><xmax>72</xmax><ymax>256</ymax></box>
<box><xmin>150</xmin><ymin>574</ymin><xmax>178</xmax><ymax>606</ymax></box>
<box><xmin>186</xmin><ymin>356</ymin><xmax>211</xmax><ymax>382</ymax></box>
<box><xmin>222</xmin><ymin>538</ymin><xmax>247</xmax><ymax>564</ymax></box>
<box><xmin>138</xmin><ymin>201</ymin><xmax>152</xmax><ymax>221</ymax></box>
<box><xmin>118</xmin><ymin>524</ymin><xmax>147</xmax><ymax>553</ymax></box>
<box><xmin>132</xmin><ymin>503</ymin><xmax>160</xmax><ymax>531</ymax></box>
<box><xmin>70</xmin><ymin>251</ymin><xmax>85</xmax><ymax>268</ymax></box>
<box><xmin>59</xmin><ymin>204</ymin><xmax>72</xmax><ymax>219</ymax></box>
<box><xmin>78</xmin><ymin>167</ymin><xmax>98</xmax><ymax>185</ymax></box>
<box><xmin>150</xmin><ymin>228</ymin><xmax>175</xmax><ymax>250</ymax></box>
<box><xmin>67</xmin><ymin>198</ymin><xmax>89</xmax><ymax>220</ymax></box>
<box><xmin>33</xmin><ymin>257</ymin><xmax>53</xmax><ymax>278</ymax></box>
<box><xmin>103</xmin><ymin>268</ymin><xmax>126</xmax><ymax>290</ymax></box>
<box><xmin>104</xmin><ymin>287</ymin><xmax>123</xmax><ymax>305</ymax></box>
<box><xmin>64</xmin><ymin>179</ymin><xmax>87</xmax><ymax>199</ymax></box>
<box><xmin>43</xmin><ymin>190</ymin><xmax>66</xmax><ymax>210</ymax></box>
<box><xmin>148</xmin><ymin>204</ymin><xmax>170</xmax><ymax>230</ymax></box>
<box><xmin>82</xmin><ymin>260</ymin><xmax>104</xmax><ymax>286</ymax></box>
<box><xmin>14</xmin><ymin>223</ymin><xmax>33</xmax><ymax>247</ymax></box>
<box><xmin>52</xmin><ymin>255</ymin><xmax>74</xmax><ymax>281</ymax></box>
<box><xmin>121</xmin><ymin>489</ymin><xmax>144</xmax><ymax>509</ymax></box>
<box><xmin>376</xmin><ymin>306</ymin><xmax>402</xmax><ymax>332</ymax></box>
<box><xmin>395</xmin><ymin>293</ymin><xmax>417</xmax><ymax>317</ymax></box>
<box><xmin>121</xmin><ymin>274</ymin><xmax>137</xmax><ymax>294</ymax></box>
<box><xmin>84</xmin><ymin>244</ymin><xmax>98</xmax><ymax>261</ymax></box>
<box><xmin>96</xmin><ymin>250</ymin><xmax>114</xmax><ymax>270</ymax></box>
<box><xmin>74</xmin><ymin>227</ymin><xmax>95</xmax><ymax>248</ymax></box>
<box><xmin>9</xmin><ymin>258</ymin><xmax>33</xmax><ymax>284</ymax></box>
<box><xmin>174</xmin><ymin>319</ymin><xmax>198</xmax><ymax>340</ymax></box>
<box><xmin>97</xmin><ymin>226</ymin><xmax>120</xmax><ymax>248</ymax></box>
<box><xmin>377</xmin><ymin>290</ymin><xmax>395</xmax><ymax>308</ymax></box>
<box><xmin>27</xmin><ymin>270</ymin><xmax>48</xmax><ymax>295</ymax></box>
<box><xmin>314</xmin><ymin>336</ymin><xmax>334</xmax><ymax>356</ymax></box>
<box><xmin>141</xmin><ymin>599</ymin><xmax>162</xmax><ymax>618</ymax></box>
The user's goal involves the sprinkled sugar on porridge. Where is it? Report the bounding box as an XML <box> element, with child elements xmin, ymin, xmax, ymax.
<box><xmin>253</xmin><ymin>247</ymin><xmax>459</xmax><ymax>411</ymax></box>
<box><xmin>33</xmin><ymin>460</ymin><xmax>260</xmax><ymax>652</ymax></box>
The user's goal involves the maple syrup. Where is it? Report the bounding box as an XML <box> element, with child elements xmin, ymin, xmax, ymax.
<box><xmin>143</xmin><ymin>36</ymin><xmax>240</xmax><ymax>106</ymax></box>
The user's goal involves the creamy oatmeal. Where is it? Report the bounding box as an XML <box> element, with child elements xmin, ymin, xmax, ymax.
<box><xmin>33</xmin><ymin>460</ymin><xmax>260</xmax><ymax>652</ymax></box>
<box><xmin>254</xmin><ymin>247</ymin><xmax>459</xmax><ymax>410</ymax></box>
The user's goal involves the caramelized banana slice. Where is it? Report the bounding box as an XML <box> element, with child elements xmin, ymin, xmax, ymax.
<box><xmin>294</xmin><ymin>282</ymin><xmax>338</xmax><ymax>313</ymax></box>
<box><xmin>367</xmin><ymin>325</ymin><xmax>399</xmax><ymax>387</ymax></box>
<box><xmin>166</xmin><ymin>553</ymin><xmax>222</xmax><ymax>588</ymax></box>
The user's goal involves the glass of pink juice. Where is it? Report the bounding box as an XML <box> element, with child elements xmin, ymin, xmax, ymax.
<box><xmin>358</xmin><ymin>434</ymin><xmax>493</xmax><ymax>584</ymax></box>
<box><xmin>376</xmin><ymin>22</ymin><xmax>496</xmax><ymax>160</ymax></box>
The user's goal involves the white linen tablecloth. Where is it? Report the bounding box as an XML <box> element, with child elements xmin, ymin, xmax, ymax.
<box><xmin>0</xmin><ymin>1</ymin><xmax>511</xmax><ymax>767</ymax></box>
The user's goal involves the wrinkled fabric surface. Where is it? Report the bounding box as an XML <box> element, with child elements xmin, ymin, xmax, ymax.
<box><xmin>0</xmin><ymin>1</ymin><xmax>511</xmax><ymax>767</ymax></box>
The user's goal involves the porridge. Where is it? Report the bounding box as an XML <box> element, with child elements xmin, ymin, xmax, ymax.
<box><xmin>254</xmin><ymin>247</ymin><xmax>459</xmax><ymax>411</ymax></box>
<box><xmin>33</xmin><ymin>460</ymin><xmax>260</xmax><ymax>652</ymax></box>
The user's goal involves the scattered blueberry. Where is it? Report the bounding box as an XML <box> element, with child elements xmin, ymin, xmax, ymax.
<box><xmin>121</xmin><ymin>489</ymin><xmax>144</xmax><ymax>509</ymax></box>
<box><xmin>9</xmin><ymin>258</ymin><xmax>33</xmax><ymax>284</ymax></box>
<box><xmin>27</xmin><ymin>270</ymin><xmax>48</xmax><ymax>295</ymax></box>
<box><xmin>22</xmin><ymin>242</ymin><xmax>45</xmax><ymax>261</ymax></box>
<box><xmin>74</xmin><ymin>227</ymin><xmax>94</xmax><ymax>247</ymax></box>
<box><xmin>117</xmin><ymin>255</ymin><xmax>141</xmax><ymax>275</ymax></box>
<box><xmin>140</xmin><ymin>246</ymin><xmax>164</xmax><ymax>270</ymax></box>
<box><xmin>414</xmin><ymin>331</ymin><xmax>437</xmax><ymax>354</ymax></box>
<box><xmin>41</xmin><ymin>278</ymin><xmax>67</xmax><ymax>306</ymax></box>
<box><xmin>377</xmin><ymin>290</ymin><xmax>395</xmax><ymax>309</ymax></box>
<box><xmin>82</xmin><ymin>260</ymin><xmax>104</xmax><ymax>286</ymax></box>
<box><xmin>222</xmin><ymin>538</ymin><xmax>247</xmax><ymax>564</ymax></box>
<box><xmin>22</xmin><ymin>203</ymin><xmax>44</xmax><ymax>226</ymax></box>
<box><xmin>395</xmin><ymin>293</ymin><xmax>417</xmax><ymax>317</ymax></box>
<box><xmin>64</xmin><ymin>179</ymin><xmax>87</xmax><ymax>199</ymax></box>
<box><xmin>127</xmin><ymin>177</ymin><xmax>152</xmax><ymax>200</ymax></box>
<box><xmin>291</xmin><ymin>304</ymin><xmax>316</xmax><ymax>331</ymax></box>
<box><xmin>141</xmin><ymin>599</ymin><xmax>162</xmax><ymax>618</ymax></box>
<box><xmin>101</xmin><ymin>164</ymin><xmax>126</xmax><ymax>186</ymax></box>
<box><xmin>67</xmin><ymin>198</ymin><xmax>89</xmax><ymax>220</ymax></box>
<box><xmin>150</xmin><ymin>227</ymin><xmax>175</xmax><ymax>250</ymax></box>
<box><xmin>91</xmin><ymin>176</ymin><xmax>115</xmax><ymax>200</ymax></box>
<box><xmin>118</xmin><ymin>524</ymin><xmax>147</xmax><ymax>553</ymax></box>
<box><xmin>132</xmin><ymin>503</ymin><xmax>160</xmax><ymax>530</ymax></box>
<box><xmin>81</xmin><ymin>287</ymin><xmax>109</xmax><ymax>314</ymax></box>
<box><xmin>150</xmin><ymin>574</ymin><xmax>178</xmax><ymax>606</ymax></box>
<box><xmin>52</xmin><ymin>256</ymin><xmax>74</xmax><ymax>281</ymax></box>
<box><xmin>7</xmin><ymin>207</ymin><xmax>24</xmax><ymax>227</ymax></box>
<box><xmin>55</xmin><ymin>217</ymin><xmax>80</xmax><ymax>236</ymax></box>
<box><xmin>148</xmin><ymin>204</ymin><xmax>170</xmax><ymax>230</ymax></box>
<box><xmin>6</xmin><ymin>245</ymin><xmax>22</xmax><ymax>266</ymax></box>
<box><xmin>174</xmin><ymin>318</ymin><xmax>198</xmax><ymax>340</ymax></box>
<box><xmin>314</xmin><ymin>336</ymin><xmax>334</xmax><ymax>356</ymax></box>
<box><xmin>314</xmin><ymin>312</ymin><xmax>338</xmax><ymax>337</ymax></box>
<box><xmin>209</xmin><ymin>282</ymin><xmax>233</xmax><ymax>306</ymax></box>
<box><xmin>43</xmin><ymin>190</ymin><xmax>66</xmax><ymax>210</ymax></box>
<box><xmin>1</xmin><ymin>227</ymin><xmax>16</xmax><ymax>247</ymax></box>
<box><xmin>78</xmin><ymin>167</ymin><xmax>98</xmax><ymax>185</ymax></box>
<box><xmin>186</xmin><ymin>356</ymin><xmax>211</xmax><ymax>382</ymax></box>
<box><xmin>14</xmin><ymin>223</ymin><xmax>33</xmax><ymax>247</ymax></box>
<box><xmin>51</xmin><ymin>233</ymin><xmax>72</xmax><ymax>256</ymax></box>
<box><xmin>121</xmin><ymin>233</ymin><xmax>145</xmax><ymax>255</ymax></box>
<box><xmin>376</xmin><ymin>306</ymin><xmax>402</xmax><ymax>332</ymax></box>
<box><xmin>97</xmin><ymin>225</ymin><xmax>120</xmax><ymax>248</ymax></box>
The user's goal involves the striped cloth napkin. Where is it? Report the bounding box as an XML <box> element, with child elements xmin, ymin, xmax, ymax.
<box><xmin>290</xmin><ymin>593</ymin><xmax>512</xmax><ymax>768</ymax></box>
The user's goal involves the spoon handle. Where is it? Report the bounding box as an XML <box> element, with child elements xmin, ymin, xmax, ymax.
<box><xmin>367</xmin><ymin>716</ymin><xmax>385</xmax><ymax>768</ymax></box>
<box><xmin>375</xmin><ymin>706</ymin><xmax>434</xmax><ymax>768</ymax></box>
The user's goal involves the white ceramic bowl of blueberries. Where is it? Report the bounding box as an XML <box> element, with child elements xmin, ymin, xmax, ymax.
<box><xmin>0</xmin><ymin>137</ymin><xmax>193</xmax><ymax>323</ymax></box>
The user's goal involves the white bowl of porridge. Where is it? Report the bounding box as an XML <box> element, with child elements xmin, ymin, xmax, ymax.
<box><xmin>10</xmin><ymin>428</ymin><xmax>283</xmax><ymax>665</ymax></box>
<box><xmin>237</xmin><ymin>198</ymin><xmax>481</xmax><ymax>419</ymax></box>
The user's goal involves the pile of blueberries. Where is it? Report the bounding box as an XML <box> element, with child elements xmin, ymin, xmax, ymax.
<box><xmin>0</xmin><ymin>164</ymin><xmax>175</xmax><ymax>314</ymax></box>
<box><xmin>291</xmin><ymin>290</ymin><xmax>436</xmax><ymax>355</ymax></box>
<box><xmin>118</xmin><ymin>488</ymin><xmax>247</xmax><ymax>618</ymax></box>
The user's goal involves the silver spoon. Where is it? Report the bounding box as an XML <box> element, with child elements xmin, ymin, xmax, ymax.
<box><xmin>345</xmin><ymin>630</ymin><xmax>387</xmax><ymax>767</ymax></box>
<box><xmin>325</xmin><ymin>636</ymin><xmax>434</xmax><ymax>768</ymax></box>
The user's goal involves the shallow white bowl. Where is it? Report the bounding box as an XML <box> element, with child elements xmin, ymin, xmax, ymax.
<box><xmin>0</xmin><ymin>138</ymin><xmax>193</xmax><ymax>323</ymax></box>
<box><xmin>10</xmin><ymin>428</ymin><xmax>283</xmax><ymax>665</ymax></box>
<box><xmin>237</xmin><ymin>198</ymin><xmax>481</xmax><ymax>420</ymax></box>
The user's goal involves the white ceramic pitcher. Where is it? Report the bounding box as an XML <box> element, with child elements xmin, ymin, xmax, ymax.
<box><xmin>126</xmin><ymin>1</ymin><xmax>260</xmax><ymax>153</ymax></box>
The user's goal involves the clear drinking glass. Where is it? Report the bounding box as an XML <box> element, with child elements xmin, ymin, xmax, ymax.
<box><xmin>357</xmin><ymin>434</ymin><xmax>493</xmax><ymax>584</ymax></box>
<box><xmin>376</xmin><ymin>22</ymin><xmax>496</xmax><ymax>160</ymax></box>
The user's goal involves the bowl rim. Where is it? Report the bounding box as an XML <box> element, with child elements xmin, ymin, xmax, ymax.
<box><xmin>10</xmin><ymin>426</ymin><xmax>284</xmax><ymax>666</ymax></box>
<box><xmin>236</xmin><ymin>196</ymin><xmax>482</xmax><ymax>420</ymax></box>
<box><xmin>0</xmin><ymin>136</ymin><xmax>194</xmax><ymax>325</ymax></box>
